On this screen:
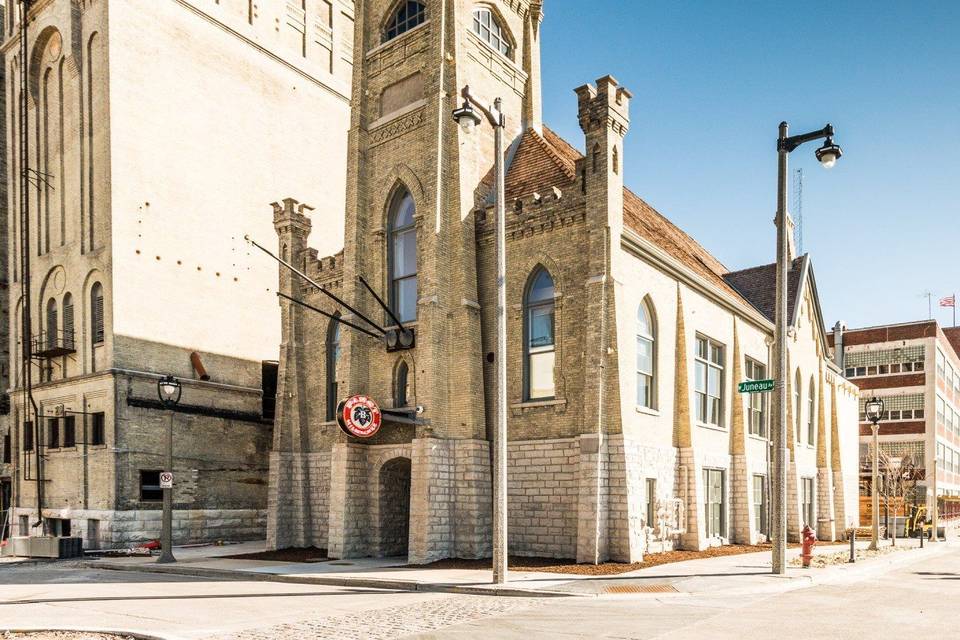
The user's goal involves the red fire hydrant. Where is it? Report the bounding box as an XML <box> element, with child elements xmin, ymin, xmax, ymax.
<box><xmin>801</xmin><ymin>525</ymin><xmax>817</xmax><ymax>568</ymax></box>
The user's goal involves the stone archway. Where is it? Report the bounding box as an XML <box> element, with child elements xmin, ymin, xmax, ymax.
<box><xmin>378</xmin><ymin>457</ymin><xmax>412</xmax><ymax>557</ymax></box>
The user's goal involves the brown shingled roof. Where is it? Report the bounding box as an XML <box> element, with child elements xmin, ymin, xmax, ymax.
<box><xmin>723</xmin><ymin>257</ymin><xmax>807</xmax><ymax>325</ymax></box>
<box><xmin>504</xmin><ymin>126</ymin><xmax>756</xmax><ymax>310</ymax></box>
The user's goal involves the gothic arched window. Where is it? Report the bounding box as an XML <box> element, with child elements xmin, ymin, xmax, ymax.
<box><xmin>807</xmin><ymin>376</ymin><xmax>816</xmax><ymax>445</ymax></box>
<box><xmin>388</xmin><ymin>189</ymin><xmax>418</xmax><ymax>323</ymax></box>
<box><xmin>794</xmin><ymin>370</ymin><xmax>802</xmax><ymax>442</ymax></box>
<box><xmin>396</xmin><ymin>360</ymin><xmax>409</xmax><ymax>407</ymax></box>
<box><xmin>384</xmin><ymin>1</ymin><xmax>425</xmax><ymax>42</ymax></box>
<box><xmin>62</xmin><ymin>292</ymin><xmax>74</xmax><ymax>350</ymax></box>
<box><xmin>637</xmin><ymin>299</ymin><xmax>656</xmax><ymax>409</ymax></box>
<box><xmin>91</xmin><ymin>282</ymin><xmax>104</xmax><ymax>345</ymax></box>
<box><xmin>326</xmin><ymin>315</ymin><xmax>341</xmax><ymax>421</ymax></box>
<box><xmin>524</xmin><ymin>267</ymin><xmax>556</xmax><ymax>400</ymax></box>
<box><xmin>472</xmin><ymin>7</ymin><xmax>511</xmax><ymax>57</ymax></box>
<box><xmin>45</xmin><ymin>298</ymin><xmax>58</xmax><ymax>351</ymax></box>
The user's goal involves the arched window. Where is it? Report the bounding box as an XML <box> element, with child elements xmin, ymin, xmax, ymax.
<box><xmin>384</xmin><ymin>1</ymin><xmax>425</xmax><ymax>42</ymax></box>
<box><xmin>388</xmin><ymin>189</ymin><xmax>417</xmax><ymax>323</ymax></box>
<box><xmin>396</xmin><ymin>360</ymin><xmax>409</xmax><ymax>407</ymax></box>
<box><xmin>636</xmin><ymin>300</ymin><xmax>655</xmax><ymax>409</ymax></box>
<box><xmin>794</xmin><ymin>370</ymin><xmax>802</xmax><ymax>442</ymax></box>
<box><xmin>45</xmin><ymin>298</ymin><xmax>58</xmax><ymax>350</ymax></box>
<box><xmin>612</xmin><ymin>146</ymin><xmax>619</xmax><ymax>175</ymax></box>
<box><xmin>524</xmin><ymin>267</ymin><xmax>556</xmax><ymax>400</ymax></box>
<box><xmin>91</xmin><ymin>282</ymin><xmax>104</xmax><ymax>345</ymax></box>
<box><xmin>807</xmin><ymin>376</ymin><xmax>816</xmax><ymax>445</ymax></box>
<box><xmin>472</xmin><ymin>7</ymin><xmax>511</xmax><ymax>57</ymax></box>
<box><xmin>326</xmin><ymin>315</ymin><xmax>341</xmax><ymax>421</ymax></box>
<box><xmin>62</xmin><ymin>292</ymin><xmax>74</xmax><ymax>350</ymax></box>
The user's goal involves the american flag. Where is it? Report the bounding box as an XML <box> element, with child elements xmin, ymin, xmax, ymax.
<box><xmin>942</xmin><ymin>295</ymin><xmax>957</xmax><ymax>308</ymax></box>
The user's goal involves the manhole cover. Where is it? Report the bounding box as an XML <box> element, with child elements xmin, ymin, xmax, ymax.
<box><xmin>604</xmin><ymin>583</ymin><xmax>678</xmax><ymax>594</ymax></box>
<box><xmin>327</xmin><ymin>561</ymin><xmax>354</xmax><ymax>566</ymax></box>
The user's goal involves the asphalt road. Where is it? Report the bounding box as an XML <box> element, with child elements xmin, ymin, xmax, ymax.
<box><xmin>1</xmin><ymin>545</ymin><xmax>957</xmax><ymax>639</ymax></box>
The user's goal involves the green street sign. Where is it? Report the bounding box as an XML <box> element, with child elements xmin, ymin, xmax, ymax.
<box><xmin>738</xmin><ymin>379</ymin><xmax>776</xmax><ymax>394</ymax></box>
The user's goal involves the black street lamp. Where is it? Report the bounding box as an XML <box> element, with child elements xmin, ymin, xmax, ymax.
<box><xmin>156</xmin><ymin>375</ymin><xmax>181</xmax><ymax>563</ymax></box>
<box><xmin>865</xmin><ymin>396</ymin><xmax>884</xmax><ymax>551</ymax></box>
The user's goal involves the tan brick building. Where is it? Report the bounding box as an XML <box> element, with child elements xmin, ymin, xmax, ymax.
<box><xmin>266</xmin><ymin>0</ymin><xmax>862</xmax><ymax>563</ymax></box>
<box><xmin>0</xmin><ymin>0</ymin><xmax>353</xmax><ymax>548</ymax></box>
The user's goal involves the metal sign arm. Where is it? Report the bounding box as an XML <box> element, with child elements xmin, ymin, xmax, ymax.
<box><xmin>276</xmin><ymin>292</ymin><xmax>382</xmax><ymax>339</ymax></box>
<box><xmin>358</xmin><ymin>275</ymin><xmax>406</xmax><ymax>331</ymax></box>
<box><xmin>245</xmin><ymin>235</ymin><xmax>386</xmax><ymax>336</ymax></box>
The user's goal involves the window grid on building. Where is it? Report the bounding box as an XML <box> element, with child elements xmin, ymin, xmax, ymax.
<box><xmin>859</xmin><ymin>393</ymin><xmax>925</xmax><ymax>422</ymax></box>
<box><xmin>745</xmin><ymin>358</ymin><xmax>766</xmax><ymax>437</ymax></box>
<box><xmin>753</xmin><ymin>474</ymin><xmax>766</xmax><ymax>534</ymax></box>
<box><xmin>845</xmin><ymin>346</ymin><xmax>925</xmax><ymax>369</ymax></box>
<box><xmin>472</xmin><ymin>8</ymin><xmax>511</xmax><ymax>57</ymax></box>
<box><xmin>801</xmin><ymin>477</ymin><xmax>815</xmax><ymax>527</ymax></box>
<box><xmin>703</xmin><ymin>468</ymin><xmax>725</xmax><ymax>538</ymax></box>
<box><xmin>695</xmin><ymin>336</ymin><xmax>724</xmax><ymax>427</ymax></box>
<box><xmin>636</xmin><ymin>302</ymin><xmax>655</xmax><ymax>409</ymax></box>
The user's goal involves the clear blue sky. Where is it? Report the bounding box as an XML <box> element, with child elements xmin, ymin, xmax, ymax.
<box><xmin>538</xmin><ymin>1</ymin><xmax>959</xmax><ymax>330</ymax></box>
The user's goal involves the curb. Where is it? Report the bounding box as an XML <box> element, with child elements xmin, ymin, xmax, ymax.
<box><xmin>82</xmin><ymin>561</ymin><xmax>583</xmax><ymax>599</ymax></box>
<box><xmin>0</xmin><ymin>629</ymin><xmax>166</xmax><ymax>640</ymax></box>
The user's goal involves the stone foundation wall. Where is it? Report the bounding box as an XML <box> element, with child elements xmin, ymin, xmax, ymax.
<box><xmin>266</xmin><ymin>451</ymin><xmax>331</xmax><ymax>550</ymax></box>
<box><xmin>11</xmin><ymin>507</ymin><xmax>265</xmax><ymax>549</ymax></box>
<box><xmin>507</xmin><ymin>437</ymin><xmax>580</xmax><ymax>559</ymax></box>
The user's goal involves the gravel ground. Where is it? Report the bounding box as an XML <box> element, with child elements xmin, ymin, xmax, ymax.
<box><xmin>789</xmin><ymin>542</ymin><xmax>913</xmax><ymax>567</ymax></box>
<box><xmin>2</xmin><ymin>633</ymin><xmax>142</xmax><ymax>640</ymax></box>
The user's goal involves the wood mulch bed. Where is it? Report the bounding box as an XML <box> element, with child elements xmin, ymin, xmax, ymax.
<box><xmin>414</xmin><ymin>543</ymin><xmax>801</xmax><ymax>576</ymax></box>
<box><xmin>221</xmin><ymin>547</ymin><xmax>329</xmax><ymax>563</ymax></box>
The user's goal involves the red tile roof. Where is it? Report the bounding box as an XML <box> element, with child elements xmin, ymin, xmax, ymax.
<box><xmin>504</xmin><ymin>126</ymin><xmax>760</xmax><ymax>311</ymax></box>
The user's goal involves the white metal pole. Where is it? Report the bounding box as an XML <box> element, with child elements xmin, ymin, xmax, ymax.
<box><xmin>870</xmin><ymin>423</ymin><xmax>879</xmax><ymax>550</ymax></box>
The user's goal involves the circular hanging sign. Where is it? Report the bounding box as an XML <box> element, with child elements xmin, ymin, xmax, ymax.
<box><xmin>338</xmin><ymin>395</ymin><xmax>382</xmax><ymax>438</ymax></box>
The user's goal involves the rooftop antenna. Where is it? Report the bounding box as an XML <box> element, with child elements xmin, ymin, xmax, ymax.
<box><xmin>793</xmin><ymin>168</ymin><xmax>804</xmax><ymax>255</ymax></box>
<box><xmin>920</xmin><ymin>291</ymin><xmax>933</xmax><ymax>320</ymax></box>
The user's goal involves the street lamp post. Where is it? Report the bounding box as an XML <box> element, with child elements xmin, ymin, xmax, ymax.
<box><xmin>157</xmin><ymin>375</ymin><xmax>182</xmax><ymax>564</ymax></box>
<box><xmin>865</xmin><ymin>396</ymin><xmax>884</xmax><ymax>550</ymax></box>
<box><xmin>772</xmin><ymin>122</ymin><xmax>842</xmax><ymax>574</ymax></box>
<box><xmin>452</xmin><ymin>86</ymin><xmax>508</xmax><ymax>585</ymax></box>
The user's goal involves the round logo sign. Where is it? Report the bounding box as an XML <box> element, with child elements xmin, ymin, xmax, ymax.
<box><xmin>338</xmin><ymin>395</ymin><xmax>382</xmax><ymax>438</ymax></box>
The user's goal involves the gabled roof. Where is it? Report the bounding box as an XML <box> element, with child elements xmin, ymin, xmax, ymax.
<box><xmin>723</xmin><ymin>257</ymin><xmax>807</xmax><ymax>325</ymax></box>
<box><xmin>505</xmin><ymin>126</ymin><xmax>749</xmax><ymax>307</ymax></box>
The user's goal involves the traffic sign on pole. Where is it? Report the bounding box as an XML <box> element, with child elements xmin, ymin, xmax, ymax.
<box><xmin>159</xmin><ymin>472</ymin><xmax>174</xmax><ymax>489</ymax></box>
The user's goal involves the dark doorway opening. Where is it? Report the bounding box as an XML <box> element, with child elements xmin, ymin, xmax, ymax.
<box><xmin>378</xmin><ymin>457</ymin><xmax>411</xmax><ymax>557</ymax></box>
<box><xmin>1</xmin><ymin>479</ymin><xmax>11</xmax><ymax>540</ymax></box>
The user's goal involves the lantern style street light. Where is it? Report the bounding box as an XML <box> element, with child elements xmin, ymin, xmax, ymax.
<box><xmin>771</xmin><ymin>122</ymin><xmax>843</xmax><ymax>575</ymax></box>
<box><xmin>452</xmin><ymin>85</ymin><xmax>508</xmax><ymax>585</ymax></box>
<box><xmin>157</xmin><ymin>375</ymin><xmax>182</xmax><ymax>563</ymax></box>
<box><xmin>865</xmin><ymin>396</ymin><xmax>885</xmax><ymax>551</ymax></box>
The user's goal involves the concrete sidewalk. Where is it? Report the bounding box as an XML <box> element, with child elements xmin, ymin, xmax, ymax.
<box><xmin>84</xmin><ymin>537</ymin><xmax>951</xmax><ymax>599</ymax></box>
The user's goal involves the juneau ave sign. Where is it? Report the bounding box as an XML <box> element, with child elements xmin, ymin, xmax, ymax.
<box><xmin>738</xmin><ymin>379</ymin><xmax>776</xmax><ymax>394</ymax></box>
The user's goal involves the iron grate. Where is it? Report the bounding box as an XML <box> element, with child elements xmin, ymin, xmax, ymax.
<box><xmin>604</xmin><ymin>583</ymin><xmax>678</xmax><ymax>594</ymax></box>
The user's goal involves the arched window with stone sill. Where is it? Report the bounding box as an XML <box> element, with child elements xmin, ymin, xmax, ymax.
<box><xmin>472</xmin><ymin>6</ymin><xmax>512</xmax><ymax>58</ymax></box>
<box><xmin>524</xmin><ymin>267</ymin><xmax>556</xmax><ymax>400</ymax></box>
<box><xmin>387</xmin><ymin>188</ymin><xmax>418</xmax><ymax>324</ymax></box>
<box><xmin>384</xmin><ymin>1</ymin><xmax>426</xmax><ymax>43</ymax></box>
<box><xmin>637</xmin><ymin>298</ymin><xmax>656</xmax><ymax>409</ymax></box>
<box><xmin>807</xmin><ymin>376</ymin><xmax>816</xmax><ymax>445</ymax></box>
<box><xmin>395</xmin><ymin>360</ymin><xmax>410</xmax><ymax>408</ymax></box>
<box><xmin>45</xmin><ymin>297</ymin><xmax>58</xmax><ymax>351</ymax></box>
<box><xmin>794</xmin><ymin>370</ymin><xmax>802</xmax><ymax>442</ymax></box>
<box><xmin>326</xmin><ymin>314</ymin><xmax>341</xmax><ymax>422</ymax></box>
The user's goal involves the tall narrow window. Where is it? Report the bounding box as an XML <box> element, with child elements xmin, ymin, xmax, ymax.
<box><xmin>753</xmin><ymin>474</ymin><xmax>767</xmax><ymax>535</ymax></box>
<box><xmin>636</xmin><ymin>300</ymin><xmax>656</xmax><ymax>409</ymax></box>
<box><xmin>396</xmin><ymin>361</ymin><xmax>409</xmax><ymax>407</ymax></box>
<box><xmin>326</xmin><ymin>315</ymin><xmax>341</xmax><ymax>422</ymax></box>
<box><xmin>703</xmin><ymin>468</ymin><xmax>725</xmax><ymax>538</ymax></box>
<box><xmin>384</xmin><ymin>1</ymin><xmax>425</xmax><ymax>42</ymax></box>
<box><xmin>472</xmin><ymin>7</ymin><xmax>511</xmax><ymax>57</ymax></box>
<box><xmin>695</xmin><ymin>336</ymin><xmax>725</xmax><ymax>426</ymax></box>
<box><xmin>48</xmin><ymin>417</ymin><xmax>59</xmax><ymax>449</ymax></box>
<box><xmin>524</xmin><ymin>268</ymin><xmax>556</xmax><ymax>400</ymax></box>
<box><xmin>45</xmin><ymin>298</ymin><xmax>58</xmax><ymax>350</ymax></box>
<box><xmin>3</xmin><ymin>432</ymin><xmax>10</xmax><ymax>463</ymax></box>
<box><xmin>23</xmin><ymin>421</ymin><xmax>34</xmax><ymax>452</ymax></box>
<box><xmin>645</xmin><ymin>478</ymin><xmax>657</xmax><ymax>530</ymax></box>
<box><xmin>801</xmin><ymin>477</ymin><xmax>815</xmax><ymax>526</ymax></box>
<box><xmin>63</xmin><ymin>292</ymin><xmax>74</xmax><ymax>350</ymax></box>
<box><xmin>91</xmin><ymin>283</ymin><xmax>104</xmax><ymax>344</ymax></box>
<box><xmin>807</xmin><ymin>377</ymin><xmax>816</xmax><ymax>445</ymax></box>
<box><xmin>388</xmin><ymin>190</ymin><xmax>417</xmax><ymax>324</ymax></box>
<box><xmin>90</xmin><ymin>412</ymin><xmax>105</xmax><ymax>446</ymax></box>
<box><xmin>794</xmin><ymin>370</ymin><xmax>802</xmax><ymax>442</ymax></box>
<box><xmin>746</xmin><ymin>358</ymin><xmax>766</xmax><ymax>437</ymax></box>
<box><xmin>612</xmin><ymin>146</ymin><xmax>619</xmax><ymax>174</ymax></box>
<box><xmin>63</xmin><ymin>415</ymin><xmax>76</xmax><ymax>448</ymax></box>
